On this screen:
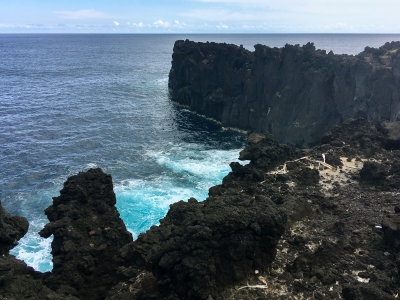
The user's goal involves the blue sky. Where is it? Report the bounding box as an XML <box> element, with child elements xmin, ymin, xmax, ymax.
<box><xmin>1</xmin><ymin>0</ymin><xmax>399</xmax><ymax>33</ymax></box>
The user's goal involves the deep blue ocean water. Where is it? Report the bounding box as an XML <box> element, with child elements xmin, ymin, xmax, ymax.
<box><xmin>1</xmin><ymin>34</ymin><xmax>400</xmax><ymax>272</ymax></box>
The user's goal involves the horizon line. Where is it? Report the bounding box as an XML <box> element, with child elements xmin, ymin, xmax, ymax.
<box><xmin>1</xmin><ymin>32</ymin><xmax>400</xmax><ymax>35</ymax></box>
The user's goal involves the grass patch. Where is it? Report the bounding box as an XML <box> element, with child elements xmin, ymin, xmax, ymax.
<box><xmin>380</xmin><ymin>48</ymin><xmax>399</xmax><ymax>60</ymax></box>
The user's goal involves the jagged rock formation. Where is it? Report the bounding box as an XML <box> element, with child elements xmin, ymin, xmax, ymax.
<box><xmin>119</xmin><ymin>179</ymin><xmax>286</xmax><ymax>299</ymax></box>
<box><xmin>169</xmin><ymin>40</ymin><xmax>400</xmax><ymax>147</ymax></box>
<box><xmin>39</xmin><ymin>168</ymin><xmax>133</xmax><ymax>299</ymax></box>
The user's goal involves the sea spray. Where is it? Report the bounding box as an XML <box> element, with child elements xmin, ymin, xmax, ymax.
<box><xmin>115</xmin><ymin>145</ymin><xmax>249</xmax><ymax>239</ymax></box>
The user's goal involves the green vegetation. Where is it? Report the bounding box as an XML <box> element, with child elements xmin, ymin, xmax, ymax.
<box><xmin>380</xmin><ymin>48</ymin><xmax>399</xmax><ymax>60</ymax></box>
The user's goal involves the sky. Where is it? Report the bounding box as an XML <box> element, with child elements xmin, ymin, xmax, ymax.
<box><xmin>1</xmin><ymin>0</ymin><xmax>399</xmax><ymax>34</ymax></box>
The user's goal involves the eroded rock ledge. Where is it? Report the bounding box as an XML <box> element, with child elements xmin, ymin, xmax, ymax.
<box><xmin>168</xmin><ymin>40</ymin><xmax>400</xmax><ymax>147</ymax></box>
<box><xmin>1</xmin><ymin>118</ymin><xmax>400</xmax><ymax>300</ymax></box>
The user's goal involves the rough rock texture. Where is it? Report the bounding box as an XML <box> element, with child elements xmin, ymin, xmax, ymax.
<box><xmin>220</xmin><ymin>118</ymin><xmax>400</xmax><ymax>300</ymax></box>
<box><xmin>0</xmin><ymin>202</ymin><xmax>68</xmax><ymax>300</ymax></box>
<box><xmin>169</xmin><ymin>40</ymin><xmax>400</xmax><ymax>147</ymax></box>
<box><xmin>0</xmin><ymin>255</ymin><xmax>70</xmax><ymax>300</ymax></box>
<box><xmin>119</xmin><ymin>180</ymin><xmax>287</xmax><ymax>299</ymax></box>
<box><xmin>0</xmin><ymin>202</ymin><xmax>28</xmax><ymax>256</ymax></box>
<box><xmin>39</xmin><ymin>168</ymin><xmax>133</xmax><ymax>299</ymax></box>
<box><xmin>1</xmin><ymin>118</ymin><xmax>400</xmax><ymax>300</ymax></box>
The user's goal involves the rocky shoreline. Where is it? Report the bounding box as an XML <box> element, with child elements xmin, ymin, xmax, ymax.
<box><xmin>1</xmin><ymin>118</ymin><xmax>400</xmax><ymax>300</ymax></box>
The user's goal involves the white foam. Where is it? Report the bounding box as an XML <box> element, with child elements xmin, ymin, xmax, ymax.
<box><xmin>115</xmin><ymin>146</ymin><xmax>249</xmax><ymax>239</ymax></box>
<box><xmin>11</xmin><ymin>147</ymin><xmax>249</xmax><ymax>271</ymax></box>
<box><xmin>85</xmin><ymin>162</ymin><xmax>98</xmax><ymax>169</ymax></box>
<box><xmin>115</xmin><ymin>175</ymin><xmax>205</xmax><ymax>239</ymax></box>
<box><xmin>11</xmin><ymin>219</ymin><xmax>53</xmax><ymax>272</ymax></box>
<box><xmin>147</xmin><ymin>146</ymin><xmax>248</xmax><ymax>180</ymax></box>
<box><xmin>13</xmin><ymin>232</ymin><xmax>53</xmax><ymax>272</ymax></box>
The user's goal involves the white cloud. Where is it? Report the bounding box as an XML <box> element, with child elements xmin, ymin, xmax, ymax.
<box><xmin>113</xmin><ymin>21</ymin><xmax>119</xmax><ymax>26</ymax></box>
<box><xmin>153</xmin><ymin>20</ymin><xmax>171</xmax><ymax>28</ymax></box>
<box><xmin>131</xmin><ymin>22</ymin><xmax>145</xmax><ymax>28</ymax></box>
<box><xmin>55</xmin><ymin>9</ymin><xmax>106</xmax><ymax>20</ymax></box>
<box><xmin>174</xmin><ymin>20</ymin><xmax>188</xmax><ymax>28</ymax></box>
<box><xmin>216</xmin><ymin>23</ymin><xmax>229</xmax><ymax>29</ymax></box>
<box><xmin>193</xmin><ymin>0</ymin><xmax>400</xmax><ymax>20</ymax></box>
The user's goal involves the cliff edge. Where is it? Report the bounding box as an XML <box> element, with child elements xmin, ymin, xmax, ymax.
<box><xmin>169</xmin><ymin>40</ymin><xmax>400</xmax><ymax>147</ymax></box>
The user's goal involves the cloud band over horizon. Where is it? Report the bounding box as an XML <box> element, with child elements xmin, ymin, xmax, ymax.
<box><xmin>0</xmin><ymin>0</ymin><xmax>399</xmax><ymax>33</ymax></box>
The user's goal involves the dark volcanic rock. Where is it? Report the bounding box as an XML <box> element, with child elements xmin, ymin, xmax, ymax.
<box><xmin>169</xmin><ymin>40</ymin><xmax>400</xmax><ymax>147</ymax></box>
<box><xmin>359</xmin><ymin>161</ymin><xmax>388</xmax><ymax>182</ymax></box>
<box><xmin>382</xmin><ymin>210</ymin><xmax>400</xmax><ymax>250</ymax></box>
<box><xmin>39</xmin><ymin>168</ymin><xmax>133</xmax><ymax>299</ymax></box>
<box><xmin>0</xmin><ymin>202</ymin><xmax>66</xmax><ymax>300</ymax></box>
<box><xmin>2</xmin><ymin>118</ymin><xmax>400</xmax><ymax>300</ymax></box>
<box><xmin>0</xmin><ymin>202</ymin><xmax>28</xmax><ymax>256</ymax></box>
<box><xmin>121</xmin><ymin>194</ymin><xmax>286</xmax><ymax>299</ymax></box>
<box><xmin>0</xmin><ymin>255</ymin><xmax>72</xmax><ymax>300</ymax></box>
<box><xmin>382</xmin><ymin>121</ymin><xmax>400</xmax><ymax>150</ymax></box>
<box><xmin>342</xmin><ymin>284</ymin><xmax>394</xmax><ymax>300</ymax></box>
<box><xmin>238</xmin><ymin>132</ymin><xmax>294</xmax><ymax>171</ymax></box>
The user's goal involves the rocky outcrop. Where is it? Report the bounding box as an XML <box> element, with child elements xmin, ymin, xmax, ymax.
<box><xmin>169</xmin><ymin>40</ymin><xmax>400</xmax><ymax>147</ymax></box>
<box><xmin>39</xmin><ymin>168</ymin><xmax>133</xmax><ymax>299</ymax></box>
<box><xmin>120</xmin><ymin>184</ymin><xmax>286</xmax><ymax>300</ymax></box>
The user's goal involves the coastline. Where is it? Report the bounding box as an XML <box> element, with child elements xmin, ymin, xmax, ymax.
<box><xmin>1</xmin><ymin>118</ymin><xmax>400</xmax><ymax>299</ymax></box>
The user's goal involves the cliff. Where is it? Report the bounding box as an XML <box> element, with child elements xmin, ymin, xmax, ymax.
<box><xmin>1</xmin><ymin>118</ymin><xmax>400</xmax><ymax>299</ymax></box>
<box><xmin>168</xmin><ymin>40</ymin><xmax>400</xmax><ymax>147</ymax></box>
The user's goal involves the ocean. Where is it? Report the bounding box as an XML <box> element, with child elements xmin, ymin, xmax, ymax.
<box><xmin>1</xmin><ymin>33</ymin><xmax>400</xmax><ymax>272</ymax></box>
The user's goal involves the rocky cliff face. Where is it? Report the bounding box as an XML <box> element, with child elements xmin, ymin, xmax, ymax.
<box><xmin>169</xmin><ymin>40</ymin><xmax>400</xmax><ymax>147</ymax></box>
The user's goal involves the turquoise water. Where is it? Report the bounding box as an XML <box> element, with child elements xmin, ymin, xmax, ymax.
<box><xmin>1</xmin><ymin>34</ymin><xmax>400</xmax><ymax>272</ymax></box>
